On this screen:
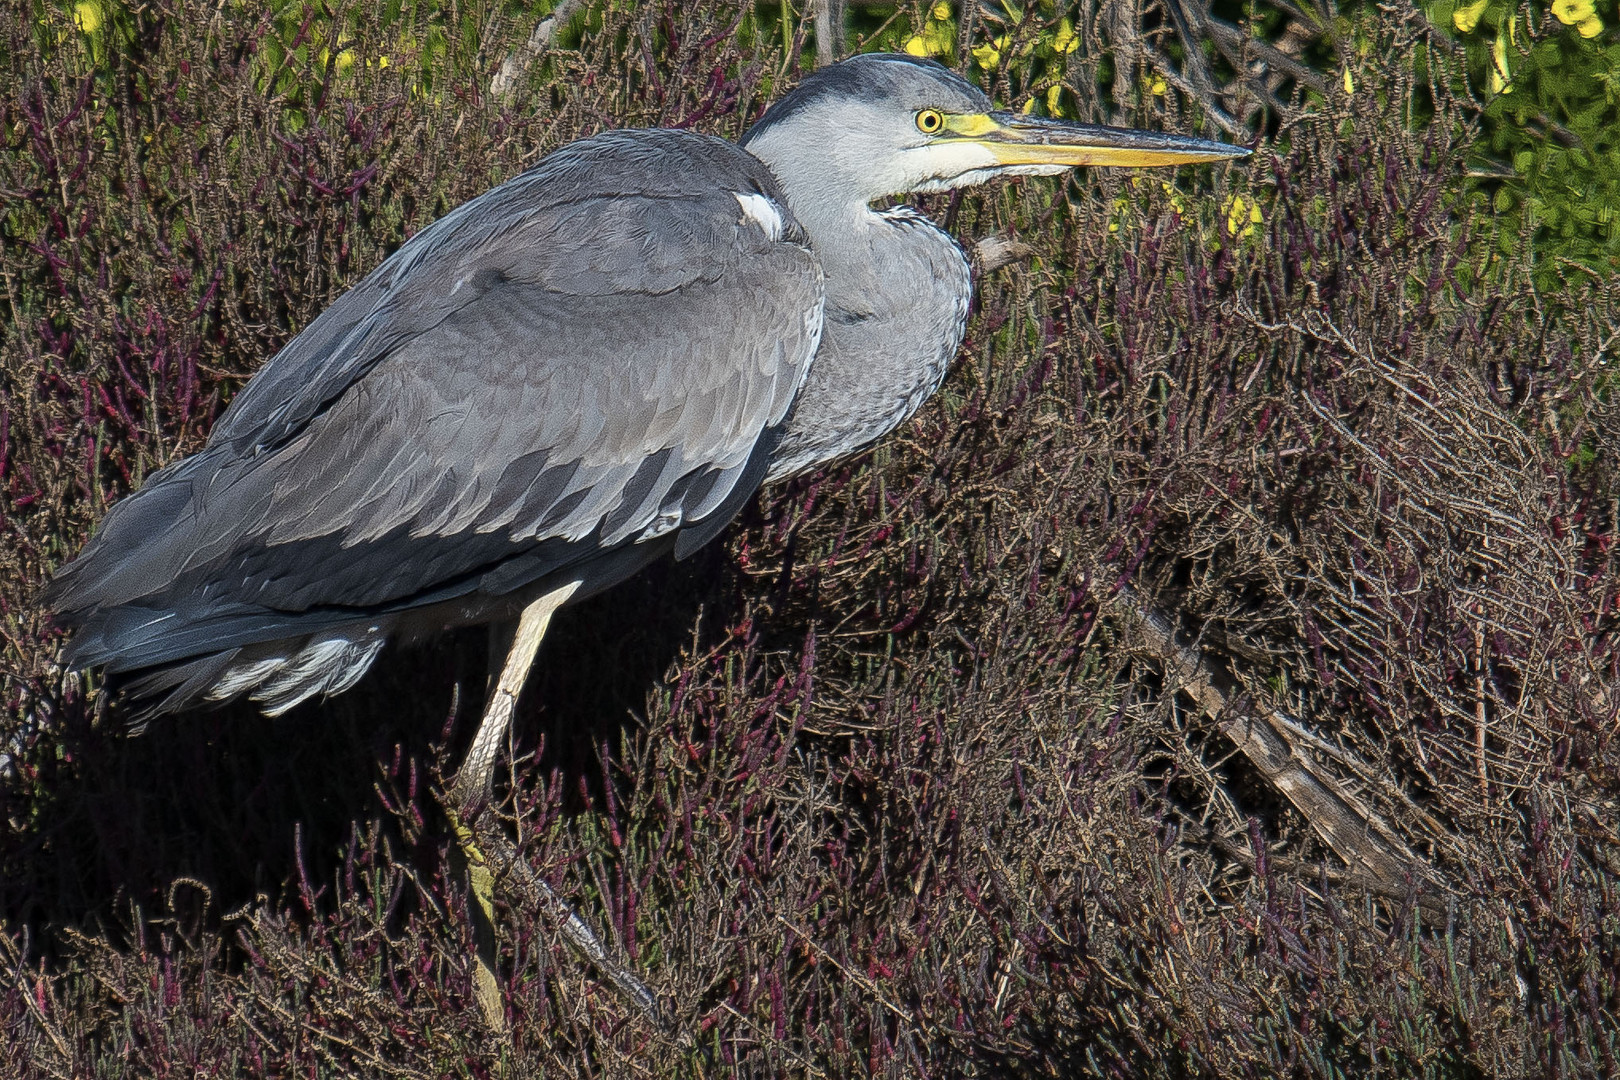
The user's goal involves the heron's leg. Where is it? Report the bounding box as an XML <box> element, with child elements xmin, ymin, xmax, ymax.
<box><xmin>456</xmin><ymin>618</ymin><xmax>517</xmax><ymax>1032</ymax></box>
<box><xmin>450</xmin><ymin>582</ymin><xmax>578</xmax><ymax>814</ymax></box>
<box><xmin>448</xmin><ymin>583</ymin><xmax>576</xmax><ymax>1031</ymax></box>
<box><xmin>446</xmin><ymin>581</ymin><xmax>664</xmax><ymax>1030</ymax></box>
<box><xmin>462</xmin><ymin>808</ymin><xmax>666</xmax><ymax>1026</ymax></box>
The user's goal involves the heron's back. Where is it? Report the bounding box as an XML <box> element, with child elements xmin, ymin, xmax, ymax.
<box><xmin>45</xmin><ymin>128</ymin><xmax>825</xmax><ymax>716</ymax></box>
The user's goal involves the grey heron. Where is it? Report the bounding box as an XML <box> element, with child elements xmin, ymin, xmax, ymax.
<box><xmin>44</xmin><ymin>53</ymin><xmax>1245</xmax><ymax>1019</ymax></box>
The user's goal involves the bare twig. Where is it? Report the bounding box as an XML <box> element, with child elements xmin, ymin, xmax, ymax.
<box><xmin>813</xmin><ymin>0</ymin><xmax>846</xmax><ymax>67</ymax></box>
<box><xmin>1111</xmin><ymin>584</ymin><xmax>1447</xmax><ymax>908</ymax></box>
<box><xmin>463</xmin><ymin>809</ymin><xmax>671</xmax><ymax>1033</ymax></box>
<box><xmin>489</xmin><ymin>0</ymin><xmax>587</xmax><ymax>99</ymax></box>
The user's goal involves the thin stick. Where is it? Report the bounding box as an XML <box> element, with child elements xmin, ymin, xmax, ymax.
<box><xmin>466</xmin><ymin>812</ymin><xmax>669</xmax><ymax>1031</ymax></box>
<box><xmin>1111</xmin><ymin>584</ymin><xmax>1447</xmax><ymax>913</ymax></box>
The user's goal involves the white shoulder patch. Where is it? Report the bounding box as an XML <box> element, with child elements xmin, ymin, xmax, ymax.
<box><xmin>734</xmin><ymin>191</ymin><xmax>785</xmax><ymax>241</ymax></box>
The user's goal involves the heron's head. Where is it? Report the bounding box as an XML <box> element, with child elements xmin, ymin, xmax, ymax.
<box><xmin>742</xmin><ymin>53</ymin><xmax>1246</xmax><ymax>218</ymax></box>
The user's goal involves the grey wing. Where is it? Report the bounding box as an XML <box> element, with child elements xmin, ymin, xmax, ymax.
<box><xmin>47</xmin><ymin>132</ymin><xmax>823</xmax><ymax>674</ymax></box>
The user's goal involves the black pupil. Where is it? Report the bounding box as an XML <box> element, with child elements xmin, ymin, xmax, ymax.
<box><xmin>921</xmin><ymin>112</ymin><xmax>937</xmax><ymax>130</ymax></box>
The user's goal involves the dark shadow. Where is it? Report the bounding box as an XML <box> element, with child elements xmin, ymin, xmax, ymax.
<box><xmin>0</xmin><ymin>541</ymin><xmax>744</xmax><ymax>959</ymax></box>
<box><xmin>0</xmin><ymin>628</ymin><xmax>463</xmax><ymax>954</ymax></box>
<box><xmin>515</xmin><ymin>539</ymin><xmax>745</xmax><ymax>802</ymax></box>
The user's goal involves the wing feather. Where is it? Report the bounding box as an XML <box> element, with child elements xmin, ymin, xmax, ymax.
<box><xmin>47</xmin><ymin>129</ymin><xmax>822</xmax><ymax>673</ymax></box>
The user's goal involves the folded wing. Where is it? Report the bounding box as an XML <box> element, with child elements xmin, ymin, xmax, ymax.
<box><xmin>45</xmin><ymin>129</ymin><xmax>823</xmax><ymax>708</ymax></box>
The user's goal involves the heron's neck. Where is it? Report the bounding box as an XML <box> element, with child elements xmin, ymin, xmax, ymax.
<box><xmin>765</xmin><ymin>199</ymin><xmax>972</xmax><ymax>482</ymax></box>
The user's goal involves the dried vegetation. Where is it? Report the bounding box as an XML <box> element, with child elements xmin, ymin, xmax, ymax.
<box><xmin>1</xmin><ymin>0</ymin><xmax>1617</xmax><ymax>1076</ymax></box>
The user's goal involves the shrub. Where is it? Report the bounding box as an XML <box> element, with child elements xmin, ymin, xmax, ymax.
<box><xmin>1</xmin><ymin>1</ymin><xmax>1616</xmax><ymax>1076</ymax></box>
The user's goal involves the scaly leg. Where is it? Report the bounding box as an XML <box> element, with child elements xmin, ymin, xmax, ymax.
<box><xmin>450</xmin><ymin>582</ymin><xmax>579</xmax><ymax>815</ymax></box>
<box><xmin>446</xmin><ymin>581</ymin><xmax>663</xmax><ymax>1030</ymax></box>
<box><xmin>458</xmin><ymin>618</ymin><xmax>515</xmax><ymax>1033</ymax></box>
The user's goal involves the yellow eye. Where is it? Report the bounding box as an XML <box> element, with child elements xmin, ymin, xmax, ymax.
<box><xmin>915</xmin><ymin>109</ymin><xmax>944</xmax><ymax>134</ymax></box>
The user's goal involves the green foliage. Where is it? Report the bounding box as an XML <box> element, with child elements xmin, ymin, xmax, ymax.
<box><xmin>1426</xmin><ymin>0</ymin><xmax>1620</xmax><ymax>287</ymax></box>
<box><xmin>50</xmin><ymin>0</ymin><xmax>473</xmax><ymax>114</ymax></box>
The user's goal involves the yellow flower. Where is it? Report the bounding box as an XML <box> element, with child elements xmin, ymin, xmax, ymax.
<box><xmin>1225</xmin><ymin>194</ymin><xmax>1262</xmax><ymax>238</ymax></box>
<box><xmin>1045</xmin><ymin>84</ymin><xmax>1064</xmax><ymax>116</ymax></box>
<box><xmin>931</xmin><ymin>1</ymin><xmax>952</xmax><ymax>20</ymax></box>
<box><xmin>1148</xmin><ymin>75</ymin><xmax>1167</xmax><ymax>96</ymax></box>
<box><xmin>1577</xmin><ymin>15</ymin><xmax>1604</xmax><ymax>35</ymax></box>
<box><xmin>1452</xmin><ymin>0</ymin><xmax>1488</xmax><ymax>33</ymax></box>
<box><xmin>1161</xmin><ymin>182</ymin><xmax>1187</xmax><ymax>218</ymax></box>
<box><xmin>907</xmin><ymin>23</ymin><xmax>954</xmax><ymax>58</ymax></box>
<box><xmin>318</xmin><ymin>47</ymin><xmax>357</xmax><ymax>73</ymax></box>
<box><xmin>377</xmin><ymin>54</ymin><xmax>390</xmax><ymax>69</ymax></box>
<box><xmin>1109</xmin><ymin>195</ymin><xmax>1131</xmax><ymax>233</ymax></box>
<box><xmin>73</xmin><ymin>0</ymin><xmax>100</xmax><ymax>33</ymax></box>
<box><xmin>1343</xmin><ymin>68</ymin><xmax>1354</xmax><ymax>95</ymax></box>
<box><xmin>1552</xmin><ymin>0</ymin><xmax>1595</xmax><ymax>26</ymax></box>
<box><xmin>972</xmin><ymin>42</ymin><xmax>1001</xmax><ymax>70</ymax></box>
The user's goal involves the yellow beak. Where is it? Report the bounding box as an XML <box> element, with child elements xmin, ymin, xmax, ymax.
<box><xmin>943</xmin><ymin>111</ymin><xmax>1249</xmax><ymax>168</ymax></box>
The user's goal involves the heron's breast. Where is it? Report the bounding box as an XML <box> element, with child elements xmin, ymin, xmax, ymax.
<box><xmin>764</xmin><ymin>216</ymin><xmax>972</xmax><ymax>481</ymax></box>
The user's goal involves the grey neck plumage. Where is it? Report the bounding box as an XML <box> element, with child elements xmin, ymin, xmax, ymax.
<box><xmin>745</xmin><ymin>140</ymin><xmax>973</xmax><ymax>483</ymax></box>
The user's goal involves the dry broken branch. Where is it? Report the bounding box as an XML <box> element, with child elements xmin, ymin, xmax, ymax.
<box><xmin>1112</xmin><ymin>584</ymin><xmax>1448</xmax><ymax>911</ymax></box>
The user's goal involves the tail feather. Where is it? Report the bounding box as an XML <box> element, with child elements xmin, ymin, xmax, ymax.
<box><xmin>249</xmin><ymin>631</ymin><xmax>387</xmax><ymax>716</ymax></box>
<box><xmin>106</xmin><ymin>625</ymin><xmax>389</xmax><ymax>720</ymax></box>
<box><xmin>116</xmin><ymin>649</ymin><xmax>249</xmax><ymax>722</ymax></box>
<box><xmin>60</xmin><ymin>600</ymin><xmax>369</xmax><ymax>676</ymax></box>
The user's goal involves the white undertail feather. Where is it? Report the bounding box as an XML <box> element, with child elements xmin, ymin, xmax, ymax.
<box><xmin>209</xmin><ymin>630</ymin><xmax>386</xmax><ymax>716</ymax></box>
<box><xmin>205</xmin><ymin>656</ymin><xmax>287</xmax><ymax>702</ymax></box>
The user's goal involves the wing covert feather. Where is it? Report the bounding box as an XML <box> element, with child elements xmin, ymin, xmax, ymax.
<box><xmin>48</xmin><ymin>129</ymin><xmax>824</xmax><ymax>659</ymax></box>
